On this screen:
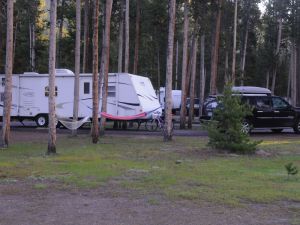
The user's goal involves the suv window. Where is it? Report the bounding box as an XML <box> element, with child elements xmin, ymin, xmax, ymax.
<box><xmin>255</xmin><ymin>97</ymin><xmax>271</xmax><ymax>110</ymax></box>
<box><xmin>272</xmin><ymin>97</ymin><xmax>289</xmax><ymax>109</ymax></box>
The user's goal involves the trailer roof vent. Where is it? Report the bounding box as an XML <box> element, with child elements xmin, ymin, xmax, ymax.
<box><xmin>55</xmin><ymin>69</ymin><xmax>74</xmax><ymax>75</ymax></box>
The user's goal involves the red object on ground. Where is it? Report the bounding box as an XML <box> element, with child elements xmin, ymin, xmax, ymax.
<box><xmin>100</xmin><ymin>112</ymin><xmax>147</xmax><ymax>120</ymax></box>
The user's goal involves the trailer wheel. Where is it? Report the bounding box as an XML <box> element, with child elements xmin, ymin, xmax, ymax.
<box><xmin>35</xmin><ymin>114</ymin><xmax>48</xmax><ymax>127</ymax></box>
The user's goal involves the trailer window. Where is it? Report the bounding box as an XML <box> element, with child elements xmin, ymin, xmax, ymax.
<box><xmin>45</xmin><ymin>86</ymin><xmax>58</xmax><ymax>97</ymax></box>
<box><xmin>108</xmin><ymin>86</ymin><xmax>116</xmax><ymax>97</ymax></box>
<box><xmin>84</xmin><ymin>82</ymin><xmax>90</xmax><ymax>94</ymax></box>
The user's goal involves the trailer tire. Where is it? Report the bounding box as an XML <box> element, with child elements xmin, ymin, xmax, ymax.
<box><xmin>35</xmin><ymin>114</ymin><xmax>48</xmax><ymax>127</ymax></box>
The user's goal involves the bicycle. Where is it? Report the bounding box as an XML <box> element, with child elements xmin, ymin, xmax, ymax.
<box><xmin>145</xmin><ymin>113</ymin><xmax>174</xmax><ymax>135</ymax></box>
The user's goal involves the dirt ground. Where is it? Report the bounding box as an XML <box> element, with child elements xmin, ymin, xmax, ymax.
<box><xmin>1</xmin><ymin>128</ymin><xmax>300</xmax><ymax>225</ymax></box>
<box><xmin>1</xmin><ymin>180</ymin><xmax>298</xmax><ymax>225</ymax></box>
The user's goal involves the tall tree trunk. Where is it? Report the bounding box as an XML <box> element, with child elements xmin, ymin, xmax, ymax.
<box><xmin>82</xmin><ymin>0</ymin><xmax>90</xmax><ymax>73</ymax></box>
<box><xmin>91</xmin><ymin>0</ymin><xmax>99</xmax><ymax>144</ymax></box>
<box><xmin>0</xmin><ymin>2</ymin><xmax>2</xmax><ymax>72</ymax></box>
<box><xmin>188</xmin><ymin>36</ymin><xmax>197</xmax><ymax>129</ymax></box>
<box><xmin>124</xmin><ymin>0</ymin><xmax>129</xmax><ymax>72</ymax></box>
<box><xmin>266</xmin><ymin>70</ymin><xmax>270</xmax><ymax>89</ymax></box>
<box><xmin>164</xmin><ymin>0</ymin><xmax>176</xmax><ymax>141</ymax></box>
<box><xmin>72</xmin><ymin>0</ymin><xmax>81</xmax><ymax>136</ymax></box>
<box><xmin>175</xmin><ymin>40</ymin><xmax>179</xmax><ymax>89</ymax></box>
<box><xmin>56</xmin><ymin>0</ymin><xmax>66</xmax><ymax>68</ymax></box>
<box><xmin>99</xmin><ymin>0</ymin><xmax>113</xmax><ymax>136</ymax></box>
<box><xmin>157</xmin><ymin>47</ymin><xmax>160</xmax><ymax>91</ymax></box>
<box><xmin>271</xmin><ymin>18</ymin><xmax>283</xmax><ymax>94</ymax></box>
<box><xmin>240</xmin><ymin>19</ymin><xmax>249</xmax><ymax>86</ymax></box>
<box><xmin>47</xmin><ymin>0</ymin><xmax>57</xmax><ymax>154</ymax></box>
<box><xmin>225</xmin><ymin>51</ymin><xmax>229</xmax><ymax>84</ymax></box>
<box><xmin>296</xmin><ymin>41</ymin><xmax>300</xmax><ymax>106</ymax></box>
<box><xmin>179</xmin><ymin>0</ymin><xmax>189</xmax><ymax>129</ymax></box>
<box><xmin>231</xmin><ymin>0</ymin><xmax>238</xmax><ymax>84</ymax></box>
<box><xmin>118</xmin><ymin>0</ymin><xmax>124</xmax><ymax>72</ymax></box>
<box><xmin>210</xmin><ymin>0</ymin><xmax>223</xmax><ymax>95</ymax></box>
<box><xmin>133</xmin><ymin>0</ymin><xmax>140</xmax><ymax>74</ymax></box>
<box><xmin>1</xmin><ymin>0</ymin><xmax>13</xmax><ymax>148</ymax></box>
<box><xmin>199</xmin><ymin>35</ymin><xmax>205</xmax><ymax>117</ymax></box>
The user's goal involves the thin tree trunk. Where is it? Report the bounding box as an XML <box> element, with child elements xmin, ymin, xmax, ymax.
<box><xmin>157</xmin><ymin>47</ymin><xmax>160</xmax><ymax>91</ymax></box>
<box><xmin>199</xmin><ymin>35</ymin><xmax>205</xmax><ymax>117</ymax></box>
<box><xmin>133</xmin><ymin>0</ymin><xmax>140</xmax><ymax>74</ymax></box>
<box><xmin>266</xmin><ymin>70</ymin><xmax>270</xmax><ymax>89</ymax></box>
<box><xmin>179</xmin><ymin>0</ymin><xmax>189</xmax><ymax>129</ymax></box>
<box><xmin>124</xmin><ymin>0</ymin><xmax>129</xmax><ymax>72</ymax></box>
<box><xmin>118</xmin><ymin>0</ymin><xmax>124</xmax><ymax>72</ymax></box>
<box><xmin>240</xmin><ymin>19</ymin><xmax>249</xmax><ymax>86</ymax></box>
<box><xmin>0</xmin><ymin>2</ymin><xmax>2</xmax><ymax>72</ymax></box>
<box><xmin>175</xmin><ymin>40</ymin><xmax>179</xmax><ymax>89</ymax></box>
<box><xmin>91</xmin><ymin>0</ymin><xmax>99</xmax><ymax>144</ymax></box>
<box><xmin>1</xmin><ymin>0</ymin><xmax>13</xmax><ymax>148</ymax></box>
<box><xmin>56</xmin><ymin>0</ymin><xmax>66</xmax><ymax>68</ymax></box>
<box><xmin>210</xmin><ymin>0</ymin><xmax>223</xmax><ymax>95</ymax></box>
<box><xmin>231</xmin><ymin>0</ymin><xmax>238</xmax><ymax>84</ymax></box>
<box><xmin>225</xmin><ymin>51</ymin><xmax>229</xmax><ymax>84</ymax></box>
<box><xmin>82</xmin><ymin>0</ymin><xmax>90</xmax><ymax>73</ymax></box>
<box><xmin>12</xmin><ymin>22</ymin><xmax>17</xmax><ymax>69</ymax></box>
<box><xmin>99</xmin><ymin>0</ymin><xmax>113</xmax><ymax>136</ymax></box>
<box><xmin>164</xmin><ymin>0</ymin><xmax>176</xmax><ymax>141</ymax></box>
<box><xmin>188</xmin><ymin>36</ymin><xmax>197</xmax><ymax>129</ymax></box>
<box><xmin>72</xmin><ymin>0</ymin><xmax>81</xmax><ymax>136</ymax></box>
<box><xmin>290</xmin><ymin>42</ymin><xmax>296</xmax><ymax>105</ymax></box>
<box><xmin>296</xmin><ymin>41</ymin><xmax>300</xmax><ymax>106</ymax></box>
<box><xmin>32</xmin><ymin>24</ymin><xmax>36</xmax><ymax>71</ymax></box>
<box><xmin>47</xmin><ymin>0</ymin><xmax>57</xmax><ymax>154</ymax></box>
<box><xmin>271</xmin><ymin>18</ymin><xmax>283</xmax><ymax>94</ymax></box>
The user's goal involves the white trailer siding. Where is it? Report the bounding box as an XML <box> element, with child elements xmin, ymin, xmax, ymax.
<box><xmin>0</xmin><ymin>70</ymin><xmax>161</xmax><ymax>125</ymax></box>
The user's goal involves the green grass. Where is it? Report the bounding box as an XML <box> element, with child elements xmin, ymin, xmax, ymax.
<box><xmin>0</xmin><ymin>135</ymin><xmax>300</xmax><ymax>205</ymax></box>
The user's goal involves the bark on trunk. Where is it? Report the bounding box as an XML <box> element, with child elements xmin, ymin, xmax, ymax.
<box><xmin>47</xmin><ymin>0</ymin><xmax>57</xmax><ymax>154</ymax></box>
<box><xmin>56</xmin><ymin>0</ymin><xmax>66</xmax><ymax>68</ymax></box>
<box><xmin>199</xmin><ymin>35</ymin><xmax>205</xmax><ymax>117</ymax></box>
<box><xmin>240</xmin><ymin>19</ymin><xmax>249</xmax><ymax>86</ymax></box>
<box><xmin>210</xmin><ymin>0</ymin><xmax>223</xmax><ymax>95</ymax></box>
<box><xmin>164</xmin><ymin>0</ymin><xmax>176</xmax><ymax>141</ymax></box>
<box><xmin>72</xmin><ymin>0</ymin><xmax>81</xmax><ymax>136</ymax></box>
<box><xmin>124</xmin><ymin>0</ymin><xmax>129</xmax><ymax>72</ymax></box>
<box><xmin>271</xmin><ymin>18</ymin><xmax>283</xmax><ymax>94</ymax></box>
<box><xmin>0</xmin><ymin>3</ymin><xmax>2</xmax><ymax>72</ymax></box>
<box><xmin>133</xmin><ymin>0</ymin><xmax>140</xmax><ymax>74</ymax></box>
<box><xmin>175</xmin><ymin>40</ymin><xmax>179</xmax><ymax>89</ymax></box>
<box><xmin>231</xmin><ymin>0</ymin><xmax>238</xmax><ymax>84</ymax></box>
<box><xmin>91</xmin><ymin>0</ymin><xmax>99</xmax><ymax>144</ymax></box>
<box><xmin>179</xmin><ymin>0</ymin><xmax>189</xmax><ymax>129</ymax></box>
<box><xmin>188</xmin><ymin>36</ymin><xmax>197</xmax><ymax>129</ymax></box>
<box><xmin>118</xmin><ymin>0</ymin><xmax>124</xmax><ymax>72</ymax></box>
<box><xmin>1</xmin><ymin>0</ymin><xmax>14</xmax><ymax>148</ymax></box>
<box><xmin>82</xmin><ymin>0</ymin><xmax>90</xmax><ymax>73</ymax></box>
<box><xmin>99</xmin><ymin>0</ymin><xmax>113</xmax><ymax>136</ymax></box>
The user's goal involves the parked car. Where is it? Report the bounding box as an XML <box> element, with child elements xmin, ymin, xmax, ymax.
<box><xmin>186</xmin><ymin>98</ymin><xmax>200</xmax><ymax>116</ymax></box>
<box><xmin>200</xmin><ymin>86</ymin><xmax>300</xmax><ymax>134</ymax></box>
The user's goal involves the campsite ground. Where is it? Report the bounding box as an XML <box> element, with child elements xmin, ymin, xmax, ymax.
<box><xmin>1</xmin><ymin>127</ymin><xmax>300</xmax><ymax>225</ymax></box>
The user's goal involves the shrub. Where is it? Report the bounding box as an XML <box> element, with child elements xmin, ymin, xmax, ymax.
<box><xmin>205</xmin><ymin>84</ymin><xmax>260</xmax><ymax>154</ymax></box>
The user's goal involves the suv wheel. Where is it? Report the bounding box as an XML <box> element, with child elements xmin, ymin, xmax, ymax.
<box><xmin>241</xmin><ymin>120</ymin><xmax>251</xmax><ymax>134</ymax></box>
<box><xmin>271</xmin><ymin>129</ymin><xmax>283</xmax><ymax>133</ymax></box>
<box><xmin>293</xmin><ymin>119</ymin><xmax>300</xmax><ymax>134</ymax></box>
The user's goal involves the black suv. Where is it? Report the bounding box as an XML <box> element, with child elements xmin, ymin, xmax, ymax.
<box><xmin>201</xmin><ymin>88</ymin><xmax>300</xmax><ymax>134</ymax></box>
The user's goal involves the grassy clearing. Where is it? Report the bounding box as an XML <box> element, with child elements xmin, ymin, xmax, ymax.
<box><xmin>0</xmin><ymin>134</ymin><xmax>299</xmax><ymax>205</ymax></box>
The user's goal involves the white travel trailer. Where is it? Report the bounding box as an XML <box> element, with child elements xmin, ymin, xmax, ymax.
<box><xmin>158</xmin><ymin>87</ymin><xmax>182</xmax><ymax>112</ymax></box>
<box><xmin>0</xmin><ymin>69</ymin><xmax>161</xmax><ymax>127</ymax></box>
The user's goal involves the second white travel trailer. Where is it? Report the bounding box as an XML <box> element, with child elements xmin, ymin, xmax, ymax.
<box><xmin>0</xmin><ymin>69</ymin><xmax>162</xmax><ymax>127</ymax></box>
<box><xmin>158</xmin><ymin>87</ymin><xmax>182</xmax><ymax>113</ymax></box>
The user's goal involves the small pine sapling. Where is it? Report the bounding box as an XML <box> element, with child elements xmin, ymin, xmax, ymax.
<box><xmin>285</xmin><ymin>162</ymin><xmax>298</xmax><ymax>179</ymax></box>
